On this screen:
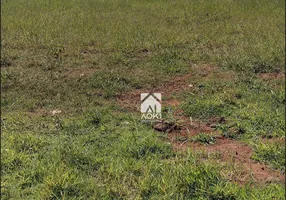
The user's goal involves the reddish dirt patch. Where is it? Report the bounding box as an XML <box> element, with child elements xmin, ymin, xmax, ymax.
<box><xmin>165</xmin><ymin>107</ymin><xmax>285</xmax><ymax>184</ymax></box>
<box><xmin>158</xmin><ymin>73</ymin><xmax>193</xmax><ymax>97</ymax></box>
<box><xmin>258</xmin><ymin>72</ymin><xmax>285</xmax><ymax>80</ymax></box>
<box><xmin>64</xmin><ymin>66</ymin><xmax>98</xmax><ymax>78</ymax></box>
<box><xmin>117</xmin><ymin>72</ymin><xmax>192</xmax><ymax>112</ymax></box>
<box><xmin>27</xmin><ymin>108</ymin><xmax>49</xmax><ymax>117</ymax></box>
<box><xmin>192</xmin><ymin>64</ymin><xmax>218</xmax><ymax>77</ymax></box>
<box><xmin>164</xmin><ymin>99</ymin><xmax>180</xmax><ymax>107</ymax></box>
<box><xmin>117</xmin><ymin>66</ymin><xmax>285</xmax><ymax>184</ymax></box>
<box><xmin>170</xmin><ymin>134</ymin><xmax>284</xmax><ymax>184</ymax></box>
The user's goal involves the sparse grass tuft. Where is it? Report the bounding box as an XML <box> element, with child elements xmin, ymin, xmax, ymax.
<box><xmin>191</xmin><ymin>133</ymin><xmax>216</xmax><ymax>145</ymax></box>
<box><xmin>252</xmin><ymin>141</ymin><xmax>285</xmax><ymax>172</ymax></box>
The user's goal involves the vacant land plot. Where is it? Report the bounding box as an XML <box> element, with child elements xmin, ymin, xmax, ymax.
<box><xmin>1</xmin><ymin>0</ymin><xmax>285</xmax><ymax>199</ymax></box>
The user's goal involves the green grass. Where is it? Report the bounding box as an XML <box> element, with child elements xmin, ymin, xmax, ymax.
<box><xmin>1</xmin><ymin>118</ymin><xmax>285</xmax><ymax>199</ymax></box>
<box><xmin>1</xmin><ymin>0</ymin><xmax>285</xmax><ymax>199</ymax></box>
<box><xmin>191</xmin><ymin>133</ymin><xmax>216</xmax><ymax>145</ymax></box>
<box><xmin>252</xmin><ymin>140</ymin><xmax>285</xmax><ymax>172</ymax></box>
<box><xmin>183</xmin><ymin>74</ymin><xmax>285</xmax><ymax>138</ymax></box>
<box><xmin>182</xmin><ymin>71</ymin><xmax>285</xmax><ymax>171</ymax></box>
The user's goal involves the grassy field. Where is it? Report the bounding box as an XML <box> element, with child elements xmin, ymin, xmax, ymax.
<box><xmin>1</xmin><ymin>0</ymin><xmax>285</xmax><ymax>199</ymax></box>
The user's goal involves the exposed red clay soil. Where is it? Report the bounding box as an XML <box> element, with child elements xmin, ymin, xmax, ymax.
<box><xmin>117</xmin><ymin>66</ymin><xmax>285</xmax><ymax>184</ymax></box>
<box><xmin>164</xmin><ymin>99</ymin><xmax>180</xmax><ymax>107</ymax></box>
<box><xmin>117</xmin><ymin>65</ymin><xmax>219</xmax><ymax>111</ymax></box>
<box><xmin>117</xmin><ymin>72</ymin><xmax>193</xmax><ymax>112</ymax></box>
<box><xmin>164</xmin><ymin>114</ymin><xmax>285</xmax><ymax>184</ymax></box>
<box><xmin>171</xmin><ymin>133</ymin><xmax>284</xmax><ymax>184</ymax></box>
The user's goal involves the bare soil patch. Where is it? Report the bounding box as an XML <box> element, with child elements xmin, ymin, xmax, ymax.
<box><xmin>117</xmin><ymin>66</ymin><xmax>285</xmax><ymax>184</ymax></box>
<box><xmin>64</xmin><ymin>66</ymin><xmax>98</xmax><ymax>78</ymax></box>
<box><xmin>27</xmin><ymin>108</ymin><xmax>49</xmax><ymax>117</ymax></box>
<box><xmin>117</xmin><ymin>72</ymin><xmax>192</xmax><ymax>112</ymax></box>
<box><xmin>258</xmin><ymin>72</ymin><xmax>285</xmax><ymax>80</ymax></box>
<box><xmin>171</xmin><ymin>133</ymin><xmax>284</xmax><ymax>184</ymax></box>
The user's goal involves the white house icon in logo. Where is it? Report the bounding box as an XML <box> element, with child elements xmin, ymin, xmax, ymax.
<box><xmin>141</xmin><ymin>93</ymin><xmax>162</xmax><ymax>120</ymax></box>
